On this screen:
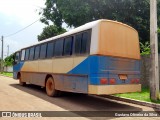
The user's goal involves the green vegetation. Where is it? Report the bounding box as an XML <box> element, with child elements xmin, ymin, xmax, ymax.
<box><xmin>140</xmin><ymin>41</ymin><xmax>151</xmax><ymax>55</ymax></box>
<box><xmin>38</xmin><ymin>25</ymin><xmax>66</xmax><ymax>41</ymax></box>
<box><xmin>158</xmin><ymin>28</ymin><xmax>160</xmax><ymax>33</ymax></box>
<box><xmin>0</xmin><ymin>72</ymin><xmax>13</xmax><ymax>77</ymax></box>
<box><xmin>39</xmin><ymin>0</ymin><xmax>160</xmax><ymax>51</ymax></box>
<box><xmin>40</xmin><ymin>0</ymin><xmax>160</xmax><ymax>43</ymax></box>
<box><xmin>4</xmin><ymin>54</ymin><xmax>14</xmax><ymax>67</ymax></box>
<box><xmin>115</xmin><ymin>87</ymin><xmax>160</xmax><ymax>104</ymax></box>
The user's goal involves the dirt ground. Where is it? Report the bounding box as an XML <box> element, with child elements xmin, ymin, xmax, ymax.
<box><xmin>0</xmin><ymin>76</ymin><xmax>159</xmax><ymax>120</ymax></box>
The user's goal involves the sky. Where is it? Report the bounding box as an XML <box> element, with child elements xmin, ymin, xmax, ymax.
<box><xmin>0</xmin><ymin>0</ymin><xmax>46</xmax><ymax>58</ymax></box>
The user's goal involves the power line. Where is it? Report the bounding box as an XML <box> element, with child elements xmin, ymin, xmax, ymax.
<box><xmin>4</xmin><ymin>19</ymin><xmax>40</xmax><ymax>38</ymax></box>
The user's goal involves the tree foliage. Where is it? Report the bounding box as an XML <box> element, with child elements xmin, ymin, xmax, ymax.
<box><xmin>40</xmin><ymin>0</ymin><xmax>160</xmax><ymax>43</ymax></box>
<box><xmin>4</xmin><ymin>54</ymin><xmax>14</xmax><ymax>67</ymax></box>
<box><xmin>38</xmin><ymin>25</ymin><xmax>66</xmax><ymax>41</ymax></box>
<box><xmin>140</xmin><ymin>42</ymin><xmax>151</xmax><ymax>55</ymax></box>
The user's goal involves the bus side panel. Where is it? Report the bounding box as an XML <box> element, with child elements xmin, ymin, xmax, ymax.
<box><xmin>21</xmin><ymin>72</ymin><xmax>46</xmax><ymax>86</ymax></box>
<box><xmin>53</xmin><ymin>74</ymin><xmax>88</xmax><ymax>93</ymax></box>
<box><xmin>55</xmin><ymin>56</ymin><xmax>89</xmax><ymax>93</ymax></box>
<box><xmin>60</xmin><ymin>56</ymin><xmax>89</xmax><ymax>93</ymax></box>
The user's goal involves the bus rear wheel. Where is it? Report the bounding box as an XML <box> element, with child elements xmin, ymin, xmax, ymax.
<box><xmin>19</xmin><ymin>74</ymin><xmax>26</xmax><ymax>86</ymax></box>
<box><xmin>45</xmin><ymin>77</ymin><xmax>59</xmax><ymax>97</ymax></box>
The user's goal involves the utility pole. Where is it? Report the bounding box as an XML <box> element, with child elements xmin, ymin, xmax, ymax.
<box><xmin>1</xmin><ymin>36</ymin><xmax>3</xmax><ymax>73</ymax></box>
<box><xmin>150</xmin><ymin>0</ymin><xmax>159</xmax><ymax>100</ymax></box>
<box><xmin>7</xmin><ymin>45</ymin><xmax>9</xmax><ymax>57</ymax></box>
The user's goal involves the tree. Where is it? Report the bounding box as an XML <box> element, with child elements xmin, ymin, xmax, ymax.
<box><xmin>38</xmin><ymin>25</ymin><xmax>66</xmax><ymax>41</ymax></box>
<box><xmin>4</xmin><ymin>54</ymin><xmax>14</xmax><ymax>67</ymax></box>
<box><xmin>40</xmin><ymin>0</ymin><xmax>160</xmax><ymax>43</ymax></box>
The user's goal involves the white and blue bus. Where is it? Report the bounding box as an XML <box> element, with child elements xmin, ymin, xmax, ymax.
<box><xmin>13</xmin><ymin>19</ymin><xmax>141</xmax><ymax>97</ymax></box>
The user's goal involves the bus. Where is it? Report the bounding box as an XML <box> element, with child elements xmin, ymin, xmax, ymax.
<box><xmin>13</xmin><ymin>19</ymin><xmax>141</xmax><ymax>97</ymax></box>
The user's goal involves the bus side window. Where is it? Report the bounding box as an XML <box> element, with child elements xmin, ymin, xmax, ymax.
<box><xmin>15</xmin><ymin>52</ymin><xmax>20</xmax><ymax>64</ymax></box>
<box><xmin>75</xmin><ymin>31</ymin><xmax>89</xmax><ymax>55</ymax></box>
<box><xmin>63</xmin><ymin>36</ymin><xmax>73</xmax><ymax>56</ymax></box>
<box><xmin>54</xmin><ymin>39</ymin><xmax>64</xmax><ymax>57</ymax></box>
<box><xmin>75</xmin><ymin>34</ymin><xmax>82</xmax><ymax>55</ymax></box>
<box><xmin>29</xmin><ymin>47</ymin><xmax>35</xmax><ymax>60</ymax></box>
<box><xmin>40</xmin><ymin>43</ymin><xmax>47</xmax><ymax>59</ymax></box>
<box><xmin>21</xmin><ymin>49</ymin><xmax>25</xmax><ymax>61</ymax></box>
<box><xmin>34</xmin><ymin>45</ymin><xmax>40</xmax><ymax>60</ymax></box>
<box><xmin>25</xmin><ymin>49</ymin><xmax>30</xmax><ymax>61</ymax></box>
<box><xmin>81</xmin><ymin>32</ymin><xmax>88</xmax><ymax>54</ymax></box>
<box><xmin>47</xmin><ymin>42</ymin><xmax>54</xmax><ymax>58</ymax></box>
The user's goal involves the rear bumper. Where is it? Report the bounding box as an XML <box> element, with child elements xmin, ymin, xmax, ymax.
<box><xmin>88</xmin><ymin>84</ymin><xmax>141</xmax><ymax>95</ymax></box>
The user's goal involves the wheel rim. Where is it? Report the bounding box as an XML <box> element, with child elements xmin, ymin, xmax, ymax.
<box><xmin>48</xmin><ymin>80</ymin><xmax>53</xmax><ymax>91</ymax></box>
<box><xmin>46</xmin><ymin>77</ymin><xmax>55</xmax><ymax>96</ymax></box>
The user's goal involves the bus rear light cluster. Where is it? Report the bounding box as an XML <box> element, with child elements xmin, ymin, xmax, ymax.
<box><xmin>109</xmin><ymin>78</ymin><xmax>116</xmax><ymax>85</ymax></box>
<box><xmin>100</xmin><ymin>78</ymin><xmax>108</xmax><ymax>84</ymax></box>
<box><xmin>135</xmin><ymin>79</ymin><xmax>139</xmax><ymax>83</ymax></box>
<box><xmin>131</xmin><ymin>79</ymin><xmax>139</xmax><ymax>84</ymax></box>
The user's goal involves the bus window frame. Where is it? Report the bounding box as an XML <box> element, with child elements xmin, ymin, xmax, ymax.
<box><xmin>20</xmin><ymin>49</ymin><xmax>26</xmax><ymax>61</ymax></box>
<box><xmin>34</xmin><ymin>45</ymin><xmax>40</xmax><ymax>60</ymax></box>
<box><xmin>29</xmin><ymin>46</ymin><xmax>35</xmax><ymax>60</ymax></box>
<box><xmin>63</xmin><ymin>36</ymin><xmax>74</xmax><ymax>57</ymax></box>
<box><xmin>73</xmin><ymin>29</ymin><xmax>91</xmax><ymax>56</ymax></box>
<box><xmin>14</xmin><ymin>51</ymin><xmax>20</xmax><ymax>65</ymax></box>
<box><xmin>39</xmin><ymin>43</ymin><xmax>47</xmax><ymax>59</ymax></box>
<box><xmin>46</xmin><ymin>41</ymin><xmax>55</xmax><ymax>59</ymax></box>
<box><xmin>24</xmin><ymin>48</ymin><xmax>30</xmax><ymax>61</ymax></box>
<box><xmin>54</xmin><ymin>38</ymin><xmax>64</xmax><ymax>58</ymax></box>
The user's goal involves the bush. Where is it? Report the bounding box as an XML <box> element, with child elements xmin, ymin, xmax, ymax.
<box><xmin>140</xmin><ymin>41</ymin><xmax>151</xmax><ymax>55</ymax></box>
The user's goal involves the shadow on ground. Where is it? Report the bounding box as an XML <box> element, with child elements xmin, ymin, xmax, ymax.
<box><xmin>10</xmin><ymin>83</ymin><xmax>143</xmax><ymax>119</ymax></box>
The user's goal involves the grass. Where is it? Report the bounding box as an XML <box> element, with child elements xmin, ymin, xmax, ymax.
<box><xmin>0</xmin><ymin>72</ymin><xmax>13</xmax><ymax>77</ymax></box>
<box><xmin>114</xmin><ymin>87</ymin><xmax>160</xmax><ymax>104</ymax></box>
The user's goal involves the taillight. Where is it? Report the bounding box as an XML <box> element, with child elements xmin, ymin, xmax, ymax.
<box><xmin>100</xmin><ymin>78</ymin><xmax>108</xmax><ymax>84</ymax></box>
<box><xmin>109</xmin><ymin>78</ymin><xmax>116</xmax><ymax>85</ymax></box>
<box><xmin>131</xmin><ymin>79</ymin><xmax>139</xmax><ymax>84</ymax></box>
<box><xmin>135</xmin><ymin>79</ymin><xmax>139</xmax><ymax>83</ymax></box>
<box><xmin>131</xmin><ymin>79</ymin><xmax>135</xmax><ymax>84</ymax></box>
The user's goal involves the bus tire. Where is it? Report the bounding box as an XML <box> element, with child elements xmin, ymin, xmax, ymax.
<box><xmin>45</xmin><ymin>77</ymin><xmax>59</xmax><ymax>97</ymax></box>
<box><xmin>19</xmin><ymin>74</ymin><xmax>26</xmax><ymax>86</ymax></box>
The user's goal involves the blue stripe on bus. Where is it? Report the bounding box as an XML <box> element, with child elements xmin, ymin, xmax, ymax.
<box><xmin>13</xmin><ymin>62</ymin><xmax>24</xmax><ymax>71</ymax></box>
<box><xmin>13</xmin><ymin>62</ymin><xmax>24</xmax><ymax>79</ymax></box>
<box><xmin>68</xmin><ymin>55</ymin><xmax>140</xmax><ymax>85</ymax></box>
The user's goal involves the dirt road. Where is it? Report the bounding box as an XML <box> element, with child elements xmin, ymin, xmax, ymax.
<box><xmin>0</xmin><ymin>76</ymin><xmax>159</xmax><ymax>120</ymax></box>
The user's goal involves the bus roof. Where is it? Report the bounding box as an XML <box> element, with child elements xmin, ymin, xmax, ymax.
<box><xmin>18</xmin><ymin>19</ymin><xmax>137</xmax><ymax>51</ymax></box>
